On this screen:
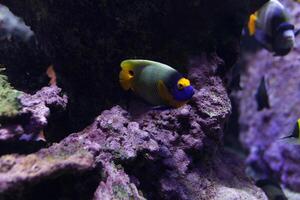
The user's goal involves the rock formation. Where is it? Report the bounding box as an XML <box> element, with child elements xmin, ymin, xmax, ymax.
<box><xmin>0</xmin><ymin>0</ymin><xmax>269</xmax><ymax>199</ymax></box>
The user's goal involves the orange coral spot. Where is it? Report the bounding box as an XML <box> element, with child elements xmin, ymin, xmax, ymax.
<box><xmin>46</xmin><ymin>65</ymin><xmax>57</xmax><ymax>86</ymax></box>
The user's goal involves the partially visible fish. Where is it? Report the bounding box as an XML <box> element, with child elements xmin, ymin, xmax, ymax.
<box><xmin>281</xmin><ymin>119</ymin><xmax>300</xmax><ymax>144</ymax></box>
<box><xmin>255</xmin><ymin>76</ymin><xmax>270</xmax><ymax>111</ymax></box>
<box><xmin>247</xmin><ymin>0</ymin><xmax>296</xmax><ymax>56</ymax></box>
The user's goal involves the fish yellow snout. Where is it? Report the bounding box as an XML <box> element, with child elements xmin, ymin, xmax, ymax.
<box><xmin>177</xmin><ymin>78</ymin><xmax>190</xmax><ymax>90</ymax></box>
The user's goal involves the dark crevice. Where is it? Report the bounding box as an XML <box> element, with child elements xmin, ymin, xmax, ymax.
<box><xmin>0</xmin><ymin>140</ymin><xmax>46</xmax><ymax>155</ymax></box>
<box><xmin>0</xmin><ymin>167</ymin><xmax>102</xmax><ymax>200</ymax></box>
<box><xmin>120</xmin><ymin>154</ymin><xmax>167</xmax><ymax>200</ymax></box>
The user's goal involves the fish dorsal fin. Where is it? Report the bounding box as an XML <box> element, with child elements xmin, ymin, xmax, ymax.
<box><xmin>157</xmin><ymin>80</ymin><xmax>186</xmax><ymax>108</ymax></box>
<box><xmin>248</xmin><ymin>12</ymin><xmax>258</xmax><ymax>36</ymax></box>
<box><xmin>121</xmin><ymin>59</ymin><xmax>167</xmax><ymax>69</ymax></box>
<box><xmin>282</xmin><ymin>119</ymin><xmax>300</xmax><ymax>140</ymax></box>
<box><xmin>289</xmin><ymin>119</ymin><xmax>300</xmax><ymax>139</ymax></box>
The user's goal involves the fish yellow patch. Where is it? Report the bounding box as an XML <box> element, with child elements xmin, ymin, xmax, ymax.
<box><xmin>119</xmin><ymin>69</ymin><xmax>134</xmax><ymax>90</ymax></box>
<box><xmin>119</xmin><ymin>61</ymin><xmax>135</xmax><ymax>90</ymax></box>
<box><xmin>248</xmin><ymin>13</ymin><xmax>258</xmax><ymax>36</ymax></box>
<box><xmin>158</xmin><ymin>80</ymin><xmax>187</xmax><ymax>108</ymax></box>
<box><xmin>177</xmin><ymin>78</ymin><xmax>190</xmax><ymax>90</ymax></box>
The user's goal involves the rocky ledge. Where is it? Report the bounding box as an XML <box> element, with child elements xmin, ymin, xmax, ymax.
<box><xmin>0</xmin><ymin>58</ymin><xmax>266</xmax><ymax>200</ymax></box>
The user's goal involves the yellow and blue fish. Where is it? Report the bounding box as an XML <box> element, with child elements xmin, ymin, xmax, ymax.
<box><xmin>119</xmin><ymin>59</ymin><xmax>194</xmax><ymax>108</ymax></box>
<box><xmin>248</xmin><ymin>0</ymin><xmax>296</xmax><ymax>56</ymax></box>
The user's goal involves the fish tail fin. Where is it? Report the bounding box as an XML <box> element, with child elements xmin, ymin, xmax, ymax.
<box><xmin>248</xmin><ymin>13</ymin><xmax>258</xmax><ymax>36</ymax></box>
<box><xmin>295</xmin><ymin>28</ymin><xmax>300</xmax><ymax>36</ymax></box>
<box><xmin>119</xmin><ymin>60</ymin><xmax>135</xmax><ymax>90</ymax></box>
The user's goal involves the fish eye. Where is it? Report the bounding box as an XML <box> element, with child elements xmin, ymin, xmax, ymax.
<box><xmin>178</xmin><ymin>83</ymin><xmax>184</xmax><ymax>90</ymax></box>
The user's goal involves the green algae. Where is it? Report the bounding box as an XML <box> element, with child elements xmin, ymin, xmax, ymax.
<box><xmin>0</xmin><ymin>69</ymin><xmax>21</xmax><ymax>118</ymax></box>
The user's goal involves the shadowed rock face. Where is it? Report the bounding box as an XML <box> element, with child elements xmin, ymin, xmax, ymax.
<box><xmin>1</xmin><ymin>0</ymin><xmax>267</xmax><ymax>132</ymax></box>
<box><xmin>0</xmin><ymin>58</ymin><xmax>267</xmax><ymax>200</ymax></box>
<box><xmin>236</xmin><ymin>0</ymin><xmax>300</xmax><ymax>192</ymax></box>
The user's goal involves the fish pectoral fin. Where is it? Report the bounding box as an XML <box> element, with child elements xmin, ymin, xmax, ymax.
<box><xmin>248</xmin><ymin>13</ymin><xmax>258</xmax><ymax>36</ymax></box>
<box><xmin>158</xmin><ymin>80</ymin><xmax>171</xmax><ymax>103</ymax></box>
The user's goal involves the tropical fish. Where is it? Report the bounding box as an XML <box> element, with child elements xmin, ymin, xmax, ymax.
<box><xmin>119</xmin><ymin>59</ymin><xmax>194</xmax><ymax>108</ymax></box>
<box><xmin>255</xmin><ymin>76</ymin><xmax>270</xmax><ymax>111</ymax></box>
<box><xmin>247</xmin><ymin>0</ymin><xmax>296</xmax><ymax>56</ymax></box>
<box><xmin>281</xmin><ymin>119</ymin><xmax>300</xmax><ymax>144</ymax></box>
<box><xmin>256</xmin><ymin>179</ymin><xmax>288</xmax><ymax>200</ymax></box>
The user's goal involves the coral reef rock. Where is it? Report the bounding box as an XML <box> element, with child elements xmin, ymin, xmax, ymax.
<box><xmin>236</xmin><ymin>0</ymin><xmax>300</xmax><ymax>192</ymax></box>
<box><xmin>0</xmin><ymin>58</ymin><xmax>266</xmax><ymax>200</ymax></box>
<box><xmin>0</xmin><ymin>0</ymin><xmax>270</xmax><ymax>199</ymax></box>
<box><xmin>0</xmin><ymin>86</ymin><xmax>67</xmax><ymax>142</ymax></box>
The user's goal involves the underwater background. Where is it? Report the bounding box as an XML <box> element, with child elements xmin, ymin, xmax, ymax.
<box><xmin>0</xmin><ymin>0</ymin><xmax>299</xmax><ymax>199</ymax></box>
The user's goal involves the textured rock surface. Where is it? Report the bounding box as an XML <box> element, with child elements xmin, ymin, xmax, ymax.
<box><xmin>0</xmin><ymin>86</ymin><xmax>67</xmax><ymax>142</ymax></box>
<box><xmin>1</xmin><ymin>0</ymin><xmax>267</xmax><ymax>132</ymax></box>
<box><xmin>0</xmin><ymin>0</ymin><xmax>271</xmax><ymax>199</ymax></box>
<box><xmin>0</xmin><ymin>59</ymin><xmax>267</xmax><ymax>200</ymax></box>
<box><xmin>236</xmin><ymin>0</ymin><xmax>300</xmax><ymax>192</ymax></box>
